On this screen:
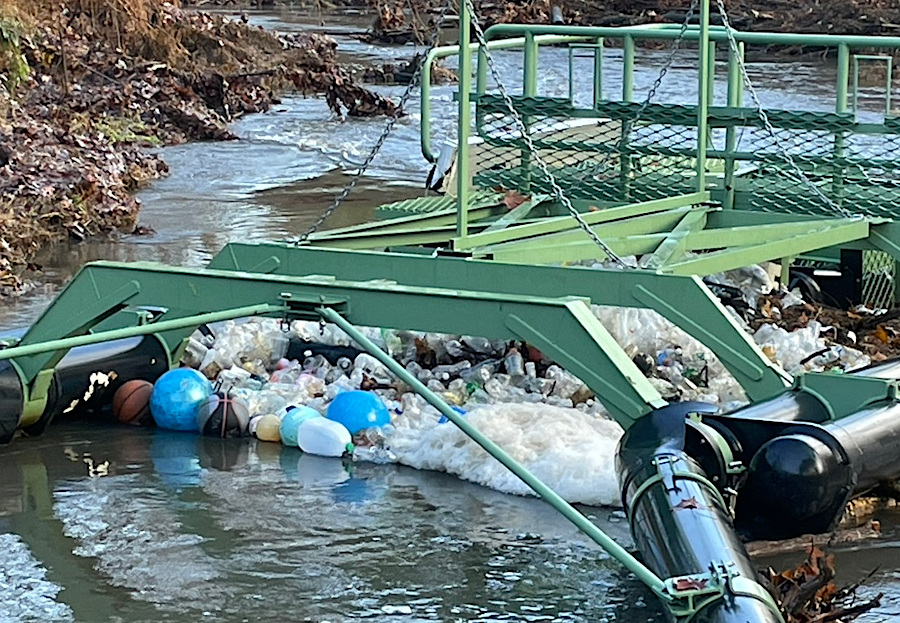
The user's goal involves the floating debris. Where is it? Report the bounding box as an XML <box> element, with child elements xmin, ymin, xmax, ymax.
<box><xmin>763</xmin><ymin>545</ymin><xmax>882</xmax><ymax>623</ymax></box>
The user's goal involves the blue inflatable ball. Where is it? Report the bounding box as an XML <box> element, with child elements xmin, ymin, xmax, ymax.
<box><xmin>326</xmin><ymin>391</ymin><xmax>390</xmax><ymax>435</ymax></box>
<box><xmin>438</xmin><ymin>406</ymin><xmax>467</xmax><ymax>424</ymax></box>
<box><xmin>279</xmin><ymin>405</ymin><xmax>320</xmax><ymax>447</ymax></box>
<box><xmin>150</xmin><ymin>368</ymin><xmax>212</xmax><ymax>432</ymax></box>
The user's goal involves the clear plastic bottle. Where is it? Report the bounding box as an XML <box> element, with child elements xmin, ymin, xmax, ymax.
<box><xmin>181</xmin><ymin>337</ymin><xmax>208</xmax><ymax>369</ymax></box>
<box><xmin>432</xmin><ymin>361</ymin><xmax>472</xmax><ymax>382</ymax></box>
<box><xmin>503</xmin><ymin>347</ymin><xmax>525</xmax><ymax>376</ymax></box>
<box><xmin>459</xmin><ymin>359</ymin><xmax>499</xmax><ymax>386</ymax></box>
<box><xmin>461</xmin><ymin>336</ymin><xmax>494</xmax><ymax>355</ymax></box>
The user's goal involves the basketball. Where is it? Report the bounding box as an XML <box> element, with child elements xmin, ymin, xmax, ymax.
<box><xmin>197</xmin><ymin>391</ymin><xmax>250</xmax><ymax>438</ymax></box>
<box><xmin>113</xmin><ymin>380</ymin><xmax>155</xmax><ymax>426</ymax></box>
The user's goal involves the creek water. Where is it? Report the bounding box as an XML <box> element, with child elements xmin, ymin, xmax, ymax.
<box><xmin>1</xmin><ymin>8</ymin><xmax>900</xmax><ymax>622</ymax></box>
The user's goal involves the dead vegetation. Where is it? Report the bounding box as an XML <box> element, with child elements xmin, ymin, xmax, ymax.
<box><xmin>357</xmin><ymin>0</ymin><xmax>900</xmax><ymax>44</ymax></box>
<box><xmin>752</xmin><ymin>292</ymin><xmax>900</xmax><ymax>362</ymax></box>
<box><xmin>762</xmin><ymin>545</ymin><xmax>882</xmax><ymax>623</ymax></box>
<box><xmin>0</xmin><ymin>0</ymin><xmax>397</xmax><ymax>294</ymax></box>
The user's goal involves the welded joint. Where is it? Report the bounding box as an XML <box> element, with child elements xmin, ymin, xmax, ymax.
<box><xmin>17</xmin><ymin>367</ymin><xmax>54</xmax><ymax>429</ymax></box>
<box><xmin>664</xmin><ymin>569</ymin><xmax>727</xmax><ymax>620</ymax></box>
<box><xmin>278</xmin><ymin>291</ymin><xmax>348</xmax><ymax>322</ymax></box>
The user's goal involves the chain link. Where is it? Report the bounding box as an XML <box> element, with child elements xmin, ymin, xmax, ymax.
<box><xmin>466</xmin><ymin>0</ymin><xmax>698</xmax><ymax>267</ymax></box>
<box><xmin>292</xmin><ymin>0</ymin><xmax>455</xmax><ymax>244</ymax></box>
<box><xmin>713</xmin><ymin>0</ymin><xmax>855</xmax><ymax>219</ymax></box>
<box><xmin>571</xmin><ymin>0</ymin><xmax>698</xmax><ymax>183</ymax></box>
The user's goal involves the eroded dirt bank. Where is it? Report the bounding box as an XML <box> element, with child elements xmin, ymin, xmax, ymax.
<box><xmin>0</xmin><ymin>0</ymin><xmax>396</xmax><ymax>294</ymax></box>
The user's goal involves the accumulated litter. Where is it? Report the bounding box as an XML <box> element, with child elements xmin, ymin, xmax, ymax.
<box><xmin>112</xmin><ymin>262</ymin><xmax>884</xmax><ymax>506</ymax></box>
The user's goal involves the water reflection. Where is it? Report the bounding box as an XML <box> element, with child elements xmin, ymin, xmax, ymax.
<box><xmin>0</xmin><ymin>422</ymin><xmax>663</xmax><ymax>622</ymax></box>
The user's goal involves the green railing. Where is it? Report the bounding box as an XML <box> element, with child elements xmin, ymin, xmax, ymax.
<box><xmin>422</xmin><ymin>24</ymin><xmax>900</xmax><ymax>220</ymax></box>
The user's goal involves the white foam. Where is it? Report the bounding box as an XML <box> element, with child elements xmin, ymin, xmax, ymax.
<box><xmin>0</xmin><ymin>533</ymin><xmax>73</xmax><ymax>622</ymax></box>
<box><xmin>387</xmin><ymin>403</ymin><xmax>624</xmax><ymax>507</ymax></box>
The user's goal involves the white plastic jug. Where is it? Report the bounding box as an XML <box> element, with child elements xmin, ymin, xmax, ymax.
<box><xmin>296</xmin><ymin>416</ymin><xmax>352</xmax><ymax>458</ymax></box>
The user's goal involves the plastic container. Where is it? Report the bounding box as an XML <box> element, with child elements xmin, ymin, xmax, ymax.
<box><xmin>251</xmin><ymin>413</ymin><xmax>282</xmax><ymax>442</ymax></box>
<box><xmin>503</xmin><ymin>348</ymin><xmax>525</xmax><ymax>376</ymax></box>
<box><xmin>296</xmin><ymin>416</ymin><xmax>353</xmax><ymax>457</ymax></box>
<box><xmin>279</xmin><ymin>405</ymin><xmax>320</xmax><ymax>446</ymax></box>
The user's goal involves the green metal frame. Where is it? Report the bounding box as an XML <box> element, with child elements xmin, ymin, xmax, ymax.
<box><xmin>208</xmin><ymin>242</ymin><xmax>788</xmax><ymax>402</ymax></box>
<box><xmin>10</xmin><ymin>258</ymin><xmax>675</xmax><ymax>427</ymax></box>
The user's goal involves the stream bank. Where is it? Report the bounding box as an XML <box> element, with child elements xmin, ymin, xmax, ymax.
<box><xmin>0</xmin><ymin>0</ymin><xmax>397</xmax><ymax>295</ymax></box>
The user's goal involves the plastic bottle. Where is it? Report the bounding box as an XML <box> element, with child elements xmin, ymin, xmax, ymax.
<box><xmin>354</xmin><ymin>353</ymin><xmax>393</xmax><ymax>384</ymax></box>
<box><xmin>545</xmin><ymin>365</ymin><xmax>575</xmax><ymax>398</ymax></box>
<box><xmin>381</xmin><ymin>329</ymin><xmax>403</xmax><ymax>358</ymax></box>
<box><xmin>443</xmin><ymin>339</ymin><xmax>465</xmax><ymax>358</ymax></box>
<box><xmin>181</xmin><ymin>337</ymin><xmax>209</xmax><ymax>369</ymax></box>
<box><xmin>503</xmin><ymin>347</ymin><xmax>525</xmax><ymax>376</ymax></box>
<box><xmin>461</xmin><ymin>336</ymin><xmax>494</xmax><ymax>356</ymax></box>
<box><xmin>432</xmin><ymin>361</ymin><xmax>471</xmax><ymax>382</ymax></box>
<box><xmin>459</xmin><ymin>359</ymin><xmax>499</xmax><ymax>386</ymax></box>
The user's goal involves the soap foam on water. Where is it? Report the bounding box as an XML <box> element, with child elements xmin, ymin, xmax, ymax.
<box><xmin>388</xmin><ymin>403</ymin><xmax>624</xmax><ymax>507</ymax></box>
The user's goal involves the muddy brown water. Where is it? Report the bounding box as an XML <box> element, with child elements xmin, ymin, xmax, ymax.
<box><xmin>2</xmin><ymin>9</ymin><xmax>900</xmax><ymax>622</ymax></box>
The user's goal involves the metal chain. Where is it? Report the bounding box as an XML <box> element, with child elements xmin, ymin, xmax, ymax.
<box><xmin>713</xmin><ymin>0</ymin><xmax>855</xmax><ymax>219</ymax></box>
<box><xmin>466</xmin><ymin>0</ymin><xmax>698</xmax><ymax>267</ymax></box>
<box><xmin>574</xmin><ymin>0</ymin><xmax>700</xmax><ymax>184</ymax></box>
<box><xmin>292</xmin><ymin>0</ymin><xmax>455</xmax><ymax>244</ymax></box>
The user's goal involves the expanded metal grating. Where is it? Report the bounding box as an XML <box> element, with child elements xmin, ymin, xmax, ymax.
<box><xmin>471</xmin><ymin>94</ymin><xmax>900</xmax><ymax>219</ymax></box>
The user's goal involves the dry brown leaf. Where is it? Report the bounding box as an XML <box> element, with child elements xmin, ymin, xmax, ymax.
<box><xmin>502</xmin><ymin>189</ymin><xmax>529</xmax><ymax>211</ymax></box>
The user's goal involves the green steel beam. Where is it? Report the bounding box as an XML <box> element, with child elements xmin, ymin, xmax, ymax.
<box><xmin>0</xmin><ymin>304</ymin><xmax>281</xmax><ymax>362</ymax></box>
<box><xmin>320</xmin><ymin>306</ymin><xmax>671</xmax><ymax>599</ymax></box>
<box><xmin>645</xmin><ymin>207</ymin><xmax>710</xmax><ymax>269</ymax></box>
<box><xmin>479</xmin><ymin>194</ymin><xmax>550</xmax><ymax>235</ymax></box>
<box><xmin>571</xmin><ymin>217</ymin><xmax>860</xmax><ymax>258</ymax></box>
<box><xmin>310</xmin><ymin>201</ymin><xmax>502</xmax><ymax>238</ymax></box>
<box><xmin>484</xmin><ymin>236</ymin><xmax>655</xmax><ymax>263</ymax></box>
<box><xmin>480</xmin><ymin>206</ymin><xmax>701</xmax><ymax>257</ymax></box>
<box><xmin>696</xmin><ymin>0</ymin><xmax>710</xmax><ymax>193</ymax></box>
<box><xmin>208</xmin><ymin>243</ymin><xmax>790</xmax><ymax>402</ymax></box>
<box><xmin>308</xmin><ymin>224</ymin><xmax>494</xmax><ymax>249</ymax></box>
<box><xmin>687</xmin><ymin>218</ymin><xmax>857</xmax><ymax>249</ymax></box>
<box><xmin>483</xmin><ymin>23</ymin><xmax>900</xmax><ymax>49</ymax></box>
<box><xmin>455</xmin><ymin>192</ymin><xmax>709</xmax><ymax>249</ymax></box>
<box><xmin>14</xmin><ymin>260</ymin><xmax>668</xmax><ymax>428</ymax></box>
<box><xmin>661</xmin><ymin>219</ymin><xmax>870</xmax><ymax>275</ymax></box>
<box><xmin>482</xmin><ymin>207</ymin><xmax>700</xmax><ymax>261</ymax></box>
<box><xmin>456</xmin><ymin>0</ymin><xmax>472</xmax><ymax>241</ymax></box>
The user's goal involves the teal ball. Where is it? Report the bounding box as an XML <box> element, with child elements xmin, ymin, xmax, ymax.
<box><xmin>150</xmin><ymin>368</ymin><xmax>212</xmax><ymax>432</ymax></box>
<box><xmin>279</xmin><ymin>405</ymin><xmax>320</xmax><ymax>447</ymax></box>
